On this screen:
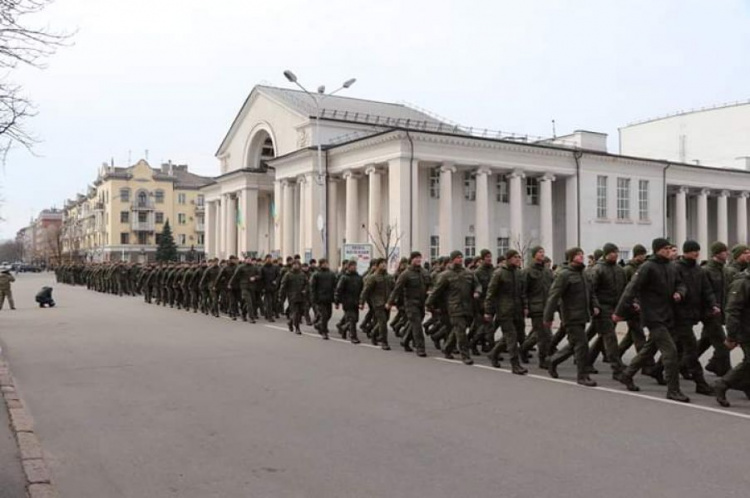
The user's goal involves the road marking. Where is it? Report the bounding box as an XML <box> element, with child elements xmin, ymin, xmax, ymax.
<box><xmin>434</xmin><ymin>357</ymin><xmax>750</xmax><ymax>421</ymax></box>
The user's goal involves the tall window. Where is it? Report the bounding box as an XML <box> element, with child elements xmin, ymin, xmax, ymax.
<box><xmin>497</xmin><ymin>237</ymin><xmax>510</xmax><ymax>257</ymax></box>
<box><xmin>197</xmin><ymin>234</ymin><xmax>205</xmax><ymax>245</ymax></box>
<box><xmin>638</xmin><ymin>180</ymin><xmax>649</xmax><ymax>221</ymax></box>
<box><xmin>617</xmin><ymin>177</ymin><xmax>631</xmax><ymax>220</ymax></box>
<box><xmin>429</xmin><ymin>168</ymin><xmax>440</xmax><ymax>199</ymax></box>
<box><xmin>120</xmin><ymin>232</ymin><xmax>129</xmax><ymax>245</ymax></box>
<box><xmin>120</xmin><ymin>188</ymin><xmax>130</xmax><ymax>202</ymax></box>
<box><xmin>464</xmin><ymin>171</ymin><xmax>476</xmax><ymax>201</ymax></box>
<box><xmin>196</xmin><ymin>194</ymin><xmax>205</xmax><ymax>206</ymax></box>
<box><xmin>120</xmin><ymin>211</ymin><xmax>129</xmax><ymax>223</ymax></box>
<box><xmin>178</xmin><ymin>234</ymin><xmax>187</xmax><ymax>245</ymax></box>
<box><xmin>155</xmin><ymin>212</ymin><xmax>164</xmax><ymax>224</ymax></box>
<box><xmin>137</xmin><ymin>232</ymin><xmax>148</xmax><ymax>245</ymax></box>
<box><xmin>138</xmin><ymin>211</ymin><xmax>148</xmax><ymax>223</ymax></box>
<box><xmin>155</xmin><ymin>190</ymin><xmax>165</xmax><ymax>204</ymax></box>
<box><xmin>496</xmin><ymin>174</ymin><xmax>509</xmax><ymax>203</ymax></box>
<box><xmin>465</xmin><ymin>236</ymin><xmax>476</xmax><ymax>257</ymax></box>
<box><xmin>137</xmin><ymin>191</ymin><xmax>148</xmax><ymax>207</ymax></box>
<box><xmin>178</xmin><ymin>193</ymin><xmax>187</xmax><ymax>205</ymax></box>
<box><xmin>178</xmin><ymin>213</ymin><xmax>186</xmax><ymax>225</ymax></box>
<box><xmin>430</xmin><ymin>235</ymin><xmax>440</xmax><ymax>260</ymax></box>
<box><xmin>597</xmin><ymin>176</ymin><xmax>608</xmax><ymax>219</ymax></box>
<box><xmin>526</xmin><ymin>178</ymin><xmax>539</xmax><ymax>205</ymax></box>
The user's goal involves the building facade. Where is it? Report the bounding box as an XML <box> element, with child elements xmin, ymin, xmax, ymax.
<box><xmin>205</xmin><ymin>85</ymin><xmax>750</xmax><ymax>266</ymax></box>
<box><xmin>620</xmin><ymin>100</ymin><xmax>750</xmax><ymax>169</ymax></box>
<box><xmin>62</xmin><ymin>160</ymin><xmax>212</xmax><ymax>263</ymax></box>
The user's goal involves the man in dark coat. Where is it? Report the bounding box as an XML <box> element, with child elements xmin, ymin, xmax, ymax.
<box><xmin>310</xmin><ymin>258</ymin><xmax>337</xmax><ymax>339</ymax></box>
<box><xmin>335</xmin><ymin>260</ymin><xmax>364</xmax><ymax>343</ymax></box>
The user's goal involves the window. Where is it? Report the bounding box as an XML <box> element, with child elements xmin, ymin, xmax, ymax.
<box><xmin>178</xmin><ymin>193</ymin><xmax>187</xmax><ymax>205</ymax></box>
<box><xmin>526</xmin><ymin>178</ymin><xmax>539</xmax><ymax>205</ymax></box>
<box><xmin>429</xmin><ymin>168</ymin><xmax>440</xmax><ymax>199</ymax></box>
<box><xmin>155</xmin><ymin>234</ymin><xmax>162</xmax><ymax>245</ymax></box>
<box><xmin>137</xmin><ymin>232</ymin><xmax>148</xmax><ymax>245</ymax></box>
<box><xmin>155</xmin><ymin>190</ymin><xmax>165</xmax><ymax>204</ymax></box>
<box><xmin>178</xmin><ymin>213</ymin><xmax>186</xmax><ymax>225</ymax></box>
<box><xmin>619</xmin><ymin>250</ymin><xmax>630</xmax><ymax>262</ymax></box>
<box><xmin>155</xmin><ymin>212</ymin><xmax>164</xmax><ymax>224</ymax></box>
<box><xmin>197</xmin><ymin>234</ymin><xmax>205</xmax><ymax>245</ymax></box>
<box><xmin>597</xmin><ymin>176</ymin><xmax>608</xmax><ymax>219</ymax></box>
<box><xmin>120</xmin><ymin>188</ymin><xmax>130</xmax><ymax>202</ymax></box>
<box><xmin>196</xmin><ymin>194</ymin><xmax>204</xmax><ymax>206</ymax></box>
<box><xmin>497</xmin><ymin>237</ymin><xmax>510</xmax><ymax>257</ymax></box>
<box><xmin>464</xmin><ymin>171</ymin><xmax>476</xmax><ymax>201</ymax></box>
<box><xmin>430</xmin><ymin>235</ymin><xmax>440</xmax><ymax>260</ymax></box>
<box><xmin>617</xmin><ymin>177</ymin><xmax>631</xmax><ymax>220</ymax></box>
<box><xmin>178</xmin><ymin>234</ymin><xmax>187</xmax><ymax>245</ymax></box>
<box><xmin>465</xmin><ymin>236</ymin><xmax>476</xmax><ymax>258</ymax></box>
<box><xmin>138</xmin><ymin>211</ymin><xmax>148</xmax><ymax>223</ymax></box>
<box><xmin>120</xmin><ymin>211</ymin><xmax>129</xmax><ymax>223</ymax></box>
<box><xmin>496</xmin><ymin>174</ymin><xmax>509</xmax><ymax>203</ymax></box>
<box><xmin>136</xmin><ymin>191</ymin><xmax>148</xmax><ymax>207</ymax></box>
<box><xmin>638</xmin><ymin>180</ymin><xmax>649</xmax><ymax>221</ymax></box>
<box><xmin>120</xmin><ymin>232</ymin><xmax>129</xmax><ymax>245</ymax></box>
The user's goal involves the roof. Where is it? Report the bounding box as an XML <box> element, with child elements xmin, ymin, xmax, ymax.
<box><xmin>257</xmin><ymin>85</ymin><xmax>447</xmax><ymax>125</ymax></box>
<box><xmin>624</xmin><ymin>99</ymin><xmax>750</xmax><ymax>128</ymax></box>
<box><xmin>172</xmin><ymin>168</ymin><xmax>213</xmax><ymax>189</ymax></box>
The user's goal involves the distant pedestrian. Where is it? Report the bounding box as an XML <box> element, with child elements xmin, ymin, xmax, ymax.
<box><xmin>0</xmin><ymin>269</ymin><xmax>16</xmax><ymax>310</ymax></box>
<box><xmin>35</xmin><ymin>287</ymin><xmax>56</xmax><ymax>308</ymax></box>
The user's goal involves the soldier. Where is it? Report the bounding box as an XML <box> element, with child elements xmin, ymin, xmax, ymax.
<box><xmin>614</xmin><ymin>238</ymin><xmax>690</xmax><ymax>402</ymax></box>
<box><xmin>260</xmin><ymin>255</ymin><xmax>280</xmax><ymax>322</ymax></box>
<box><xmin>544</xmin><ymin>247</ymin><xmax>599</xmax><ymax>387</ymax></box>
<box><xmin>310</xmin><ymin>258</ymin><xmax>336</xmax><ymax>339</ymax></box>
<box><xmin>216</xmin><ymin>257</ymin><xmax>238</xmax><ymax>318</ymax></box>
<box><xmin>426</xmin><ymin>251</ymin><xmax>481</xmax><ymax>365</ymax></box>
<box><xmin>200</xmin><ymin>259</ymin><xmax>221</xmax><ymax>316</ymax></box>
<box><xmin>278</xmin><ymin>260</ymin><xmax>309</xmax><ymax>334</ymax></box>
<box><xmin>469</xmin><ymin>249</ymin><xmax>495</xmax><ymax>355</ymax></box>
<box><xmin>617</xmin><ymin>244</ymin><xmax>650</xmax><ymax>366</ymax></box>
<box><xmin>359</xmin><ymin>258</ymin><xmax>394</xmax><ymax>350</ymax></box>
<box><xmin>715</xmin><ymin>268</ymin><xmax>750</xmax><ymax>407</ymax></box>
<box><xmin>725</xmin><ymin>244</ymin><xmax>750</xmax><ymax>283</ymax></box>
<box><xmin>699</xmin><ymin>241</ymin><xmax>732</xmax><ymax>377</ymax></box>
<box><xmin>588</xmin><ymin>242</ymin><xmax>628</xmax><ymax>379</ymax></box>
<box><xmin>229</xmin><ymin>258</ymin><xmax>257</xmax><ymax>322</ymax></box>
<box><xmin>520</xmin><ymin>246</ymin><xmax>554</xmax><ymax>368</ymax></box>
<box><xmin>388</xmin><ymin>251</ymin><xmax>430</xmax><ymax>357</ymax></box>
<box><xmin>0</xmin><ymin>269</ymin><xmax>16</xmax><ymax>310</ymax></box>
<box><xmin>484</xmin><ymin>250</ymin><xmax>527</xmax><ymax>375</ymax></box>
<box><xmin>335</xmin><ymin>260</ymin><xmax>364</xmax><ymax>343</ymax></box>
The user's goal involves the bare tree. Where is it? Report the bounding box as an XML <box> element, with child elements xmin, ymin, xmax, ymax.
<box><xmin>511</xmin><ymin>232</ymin><xmax>538</xmax><ymax>263</ymax></box>
<box><xmin>365</xmin><ymin>222</ymin><xmax>403</xmax><ymax>262</ymax></box>
<box><xmin>0</xmin><ymin>237</ymin><xmax>22</xmax><ymax>260</ymax></box>
<box><xmin>0</xmin><ymin>0</ymin><xmax>71</xmax><ymax>158</ymax></box>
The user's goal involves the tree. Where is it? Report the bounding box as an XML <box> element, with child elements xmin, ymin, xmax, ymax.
<box><xmin>365</xmin><ymin>222</ymin><xmax>403</xmax><ymax>272</ymax></box>
<box><xmin>511</xmin><ymin>233</ymin><xmax>538</xmax><ymax>263</ymax></box>
<box><xmin>0</xmin><ymin>238</ymin><xmax>23</xmax><ymax>261</ymax></box>
<box><xmin>156</xmin><ymin>220</ymin><xmax>178</xmax><ymax>262</ymax></box>
<box><xmin>0</xmin><ymin>0</ymin><xmax>71</xmax><ymax>158</ymax></box>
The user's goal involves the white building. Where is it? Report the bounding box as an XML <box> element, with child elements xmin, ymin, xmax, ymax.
<box><xmin>620</xmin><ymin>100</ymin><xmax>750</xmax><ymax>169</ymax></box>
<box><xmin>203</xmin><ymin>85</ymin><xmax>750</xmax><ymax>266</ymax></box>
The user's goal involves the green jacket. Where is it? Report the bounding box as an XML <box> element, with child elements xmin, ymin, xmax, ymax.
<box><xmin>229</xmin><ymin>263</ymin><xmax>261</xmax><ymax>290</ymax></box>
<box><xmin>388</xmin><ymin>264</ymin><xmax>430</xmax><ymax>309</ymax></box>
<box><xmin>279</xmin><ymin>268</ymin><xmax>309</xmax><ymax>304</ymax></box>
<box><xmin>543</xmin><ymin>263</ymin><xmax>598</xmax><ymax>325</ymax></box>
<box><xmin>426</xmin><ymin>264</ymin><xmax>480</xmax><ymax>319</ymax></box>
<box><xmin>725</xmin><ymin>271</ymin><xmax>750</xmax><ymax>343</ymax></box>
<box><xmin>484</xmin><ymin>264</ymin><xmax>524</xmax><ymax>320</ymax></box>
<box><xmin>523</xmin><ymin>262</ymin><xmax>553</xmax><ymax>317</ymax></box>
<box><xmin>360</xmin><ymin>270</ymin><xmax>393</xmax><ymax>308</ymax></box>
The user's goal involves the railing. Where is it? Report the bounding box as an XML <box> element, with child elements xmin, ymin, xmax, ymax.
<box><xmin>131</xmin><ymin>220</ymin><xmax>155</xmax><ymax>232</ymax></box>
<box><xmin>195</xmin><ymin>223</ymin><xmax>205</xmax><ymax>232</ymax></box>
<box><xmin>131</xmin><ymin>200</ymin><xmax>155</xmax><ymax>210</ymax></box>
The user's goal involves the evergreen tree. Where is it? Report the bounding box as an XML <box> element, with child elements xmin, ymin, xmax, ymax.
<box><xmin>156</xmin><ymin>220</ymin><xmax>179</xmax><ymax>262</ymax></box>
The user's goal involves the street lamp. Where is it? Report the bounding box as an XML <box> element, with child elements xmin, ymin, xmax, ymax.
<box><xmin>283</xmin><ymin>70</ymin><xmax>357</xmax><ymax>260</ymax></box>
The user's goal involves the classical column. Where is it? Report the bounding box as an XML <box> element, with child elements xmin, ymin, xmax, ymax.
<box><xmin>242</xmin><ymin>188</ymin><xmax>259</xmax><ymax>256</ymax></box>
<box><xmin>229</xmin><ymin>194</ymin><xmax>239</xmax><ymax>257</ymax></box>
<box><xmin>297</xmin><ymin>175</ymin><xmax>307</xmax><ymax>255</ymax></box>
<box><xmin>474</xmin><ymin>167</ymin><xmax>491</xmax><ymax>252</ymax></box>
<box><xmin>508</xmin><ymin>169</ymin><xmax>525</xmax><ymax>249</ymax></box>
<box><xmin>327</xmin><ymin>177</ymin><xmax>340</xmax><ymax>265</ymax></box>
<box><xmin>344</xmin><ymin>171</ymin><xmax>360</xmax><ymax>244</ymax></box>
<box><xmin>273</xmin><ymin>180</ymin><xmax>282</xmax><ymax>255</ymax></box>
<box><xmin>565</xmin><ymin>175</ymin><xmax>578</xmax><ymax>249</ymax></box>
<box><xmin>675</xmin><ymin>186</ymin><xmax>688</xmax><ymax>247</ymax></box>
<box><xmin>367</xmin><ymin>165</ymin><xmax>383</xmax><ymax>240</ymax></box>
<box><xmin>738</xmin><ymin>192</ymin><xmax>749</xmax><ymax>243</ymax></box>
<box><xmin>388</xmin><ymin>157</ymin><xmax>412</xmax><ymax>258</ymax></box>
<box><xmin>216</xmin><ymin>198</ymin><xmax>223</xmax><ymax>259</ymax></box>
<box><xmin>696</xmin><ymin>189</ymin><xmax>708</xmax><ymax>253</ymax></box>
<box><xmin>205</xmin><ymin>200</ymin><xmax>216</xmax><ymax>258</ymax></box>
<box><xmin>717</xmin><ymin>190</ymin><xmax>729</xmax><ymax>244</ymax></box>
<box><xmin>282</xmin><ymin>179</ymin><xmax>295</xmax><ymax>257</ymax></box>
<box><xmin>540</xmin><ymin>173</ymin><xmax>555</xmax><ymax>262</ymax></box>
<box><xmin>439</xmin><ymin>163</ymin><xmax>456</xmax><ymax>255</ymax></box>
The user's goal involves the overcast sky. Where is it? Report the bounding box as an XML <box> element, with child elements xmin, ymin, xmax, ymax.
<box><xmin>1</xmin><ymin>0</ymin><xmax>749</xmax><ymax>238</ymax></box>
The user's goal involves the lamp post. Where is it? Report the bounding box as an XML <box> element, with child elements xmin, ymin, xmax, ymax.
<box><xmin>283</xmin><ymin>70</ymin><xmax>356</xmax><ymax>260</ymax></box>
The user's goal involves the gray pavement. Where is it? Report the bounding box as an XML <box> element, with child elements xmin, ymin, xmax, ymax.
<box><xmin>1</xmin><ymin>273</ymin><xmax>750</xmax><ymax>497</ymax></box>
<box><xmin>0</xmin><ymin>381</ymin><xmax>26</xmax><ymax>498</ymax></box>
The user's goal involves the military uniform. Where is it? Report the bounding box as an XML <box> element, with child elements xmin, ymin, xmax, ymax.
<box><xmin>359</xmin><ymin>268</ymin><xmax>394</xmax><ymax>349</ymax></box>
<box><xmin>0</xmin><ymin>271</ymin><xmax>16</xmax><ymax>310</ymax></box>
<box><xmin>388</xmin><ymin>262</ymin><xmax>430</xmax><ymax>356</ymax></box>
<box><xmin>335</xmin><ymin>267</ymin><xmax>364</xmax><ymax>343</ymax></box>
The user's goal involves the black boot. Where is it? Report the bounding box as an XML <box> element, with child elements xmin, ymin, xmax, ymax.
<box><xmin>666</xmin><ymin>390</ymin><xmax>690</xmax><ymax>403</ymax></box>
<box><xmin>511</xmin><ymin>359</ymin><xmax>528</xmax><ymax>375</ymax></box>
<box><xmin>714</xmin><ymin>380</ymin><xmax>730</xmax><ymax>407</ymax></box>
<box><xmin>577</xmin><ymin>375</ymin><xmax>597</xmax><ymax>387</ymax></box>
<box><xmin>618</xmin><ymin>373</ymin><xmax>641</xmax><ymax>392</ymax></box>
<box><xmin>487</xmin><ymin>353</ymin><xmax>501</xmax><ymax>369</ymax></box>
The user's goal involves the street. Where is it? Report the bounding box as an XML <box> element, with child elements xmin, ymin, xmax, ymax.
<box><xmin>1</xmin><ymin>273</ymin><xmax>750</xmax><ymax>498</ymax></box>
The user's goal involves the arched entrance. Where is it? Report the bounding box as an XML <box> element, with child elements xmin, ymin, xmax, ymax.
<box><xmin>246</xmin><ymin>129</ymin><xmax>276</xmax><ymax>170</ymax></box>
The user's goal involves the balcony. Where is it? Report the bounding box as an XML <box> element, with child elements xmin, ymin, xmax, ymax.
<box><xmin>194</xmin><ymin>202</ymin><xmax>205</xmax><ymax>213</ymax></box>
<box><xmin>94</xmin><ymin>202</ymin><xmax>104</xmax><ymax>211</ymax></box>
<box><xmin>131</xmin><ymin>220</ymin><xmax>155</xmax><ymax>232</ymax></box>
<box><xmin>195</xmin><ymin>223</ymin><xmax>205</xmax><ymax>232</ymax></box>
<box><xmin>131</xmin><ymin>200</ymin><xmax>155</xmax><ymax>211</ymax></box>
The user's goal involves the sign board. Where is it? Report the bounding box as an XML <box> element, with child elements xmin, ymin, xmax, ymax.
<box><xmin>304</xmin><ymin>249</ymin><xmax>313</xmax><ymax>264</ymax></box>
<box><xmin>342</xmin><ymin>243</ymin><xmax>373</xmax><ymax>275</ymax></box>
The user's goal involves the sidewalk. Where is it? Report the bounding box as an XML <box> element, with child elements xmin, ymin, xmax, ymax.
<box><xmin>0</xmin><ymin>357</ymin><xmax>27</xmax><ymax>498</ymax></box>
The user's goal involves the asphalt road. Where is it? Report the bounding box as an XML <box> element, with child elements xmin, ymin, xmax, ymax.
<box><xmin>0</xmin><ymin>381</ymin><xmax>26</xmax><ymax>498</ymax></box>
<box><xmin>1</xmin><ymin>273</ymin><xmax>750</xmax><ymax>498</ymax></box>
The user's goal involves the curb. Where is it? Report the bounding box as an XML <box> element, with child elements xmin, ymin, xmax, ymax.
<box><xmin>0</xmin><ymin>356</ymin><xmax>59</xmax><ymax>498</ymax></box>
